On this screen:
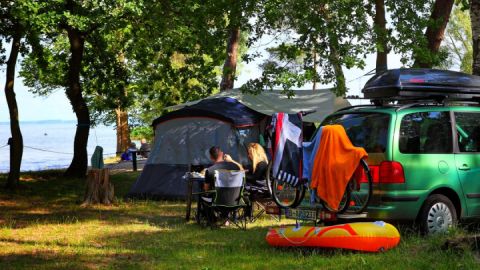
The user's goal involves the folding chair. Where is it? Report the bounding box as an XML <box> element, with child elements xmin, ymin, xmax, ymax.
<box><xmin>245</xmin><ymin>180</ymin><xmax>273</xmax><ymax>222</ymax></box>
<box><xmin>197</xmin><ymin>169</ymin><xmax>249</xmax><ymax>230</ymax></box>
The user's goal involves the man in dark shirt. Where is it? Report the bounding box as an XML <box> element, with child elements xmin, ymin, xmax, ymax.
<box><xmin>204</xmin><ymin>146</ymin><xmax>241</xmax><ymax>190</ymax></box>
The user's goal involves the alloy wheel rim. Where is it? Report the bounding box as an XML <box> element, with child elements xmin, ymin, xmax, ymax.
<box><xmin>427</xmin><ymin>202</ymin><xmax>453</xmax><ymax>234</ymax></box>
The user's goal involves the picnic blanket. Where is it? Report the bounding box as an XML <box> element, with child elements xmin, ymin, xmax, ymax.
<box><xmin>310</xmin><ymin>125</ymin><xmax>367</xmax><ymax>210</ymax></box>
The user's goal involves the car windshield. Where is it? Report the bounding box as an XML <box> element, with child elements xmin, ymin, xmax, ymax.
<box><xmin>322</xmin><ymin>112</ymin><xmax>390</xmax><ymax>153</ymax></box>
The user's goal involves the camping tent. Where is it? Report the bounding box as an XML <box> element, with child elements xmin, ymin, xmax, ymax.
<box><xmin>127</xmin><ymin>89</ymin><xmax>349</xmax><ymax>199</ymax></box>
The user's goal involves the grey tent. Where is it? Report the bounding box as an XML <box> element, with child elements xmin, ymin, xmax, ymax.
<box><xmin>127</xmin><ymin>89</ymin><xmax>349</xmax><ymax>199</ymax></box>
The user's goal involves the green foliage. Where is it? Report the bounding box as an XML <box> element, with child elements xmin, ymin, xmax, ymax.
<box><xmin>20</xmin><ymin>35</ymin><xmax>69</xmax><ymax>94</ymax></box>
<box><xmin>386</xmin><ymin>0</ymin><xmax>436</xmax><ymax>66</ymax></box>
<box><xmin>119</xmin><ymin>0</ymin><xmax>240</xmax><ymax>125</ymax></box>
<box><xmin>243</xmin><ymin>0</ymin><xmax>372</xmax><ymax>96</ymax></box>
<box><xmin>243</xmin><ymin>0</ymin><xmax>455</xmax><ymax>96</ymax></box>
<box><xmin>130</xmin><ymin>126</ymin><xmax>153</xmax><ymax>141</ymax></box>
<box><xmin>5</xmin><ymin>0</ymin><xmax>468</xmax><ymax>128</ymax></box>
<box><xmin>439</xmin><ymin>2</ymin><xmax>472</xmax><ymax>73</ymax></box>
<box><xmin>0</xmin><ymin>1</ymin><xmax>49</xmax><ymax>65</ymax></box>
<box><xmin>19</xmin><ymin>0</ymin><xmax>228</xmax><ymax>128</ymax></box>
<box><xmin>241</xmin><ymin>45</ymin><xmax>311</xmax><ymax>97</ymax></box>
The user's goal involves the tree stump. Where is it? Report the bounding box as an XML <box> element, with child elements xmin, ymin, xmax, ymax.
<box><xmin>81</xmin><ymin>168</ymin><xmax>115</xmax><ymax>206</ymax></box>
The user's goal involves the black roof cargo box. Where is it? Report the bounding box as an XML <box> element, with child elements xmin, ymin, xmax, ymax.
<box><xmin>362</xmin><ymin>69</ymin><xmax>480</xmax><ymax>101</ymax></box>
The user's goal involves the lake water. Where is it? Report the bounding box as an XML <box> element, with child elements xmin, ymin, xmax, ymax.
<box><xmin>0</xmin><ymin>121</ymin><xmax>117</xmax><ymax>172</ymax></box>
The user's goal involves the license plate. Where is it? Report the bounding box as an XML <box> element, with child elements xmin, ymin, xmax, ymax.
<box><xmin>285</xmin><ymin>208</ymin><xmax>317</xmax><ymax>220</ymax></box>
<box><xmin>265</xmin><ymin>204</ymin><xmax>280</xmax><ymax>215</ymax></box>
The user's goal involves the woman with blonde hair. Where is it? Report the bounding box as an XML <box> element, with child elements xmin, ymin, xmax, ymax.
<box><xmin>245</xmin><ymin>142</ymin><xmax>269</xmax><ymax>184</ymax></box>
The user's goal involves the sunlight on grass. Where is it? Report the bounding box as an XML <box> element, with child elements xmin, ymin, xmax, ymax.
<box><xmin>0</xmin><ymin>171</ymin><xmax>479</xmax><ymax>269</ymax></box>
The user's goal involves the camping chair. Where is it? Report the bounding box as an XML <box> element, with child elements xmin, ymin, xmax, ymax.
<box><xmin>244</xmin><ymin>180</ymin><xmax>278</xmax><ymax>222</ymax></box>
<box><xmin>196</xmin><ymin>169</ymin><xmax>249</xmax><ymax>230</ymax></box>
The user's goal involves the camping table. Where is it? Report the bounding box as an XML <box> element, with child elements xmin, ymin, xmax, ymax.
<box><xmin>185</xmin><ymin>172</ymin><xmax>205</xmax><ymax>221</ymax></box>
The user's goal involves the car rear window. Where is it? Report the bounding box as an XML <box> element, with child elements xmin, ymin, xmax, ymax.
<box><xmin>322</xmin><ymin>113</ymin><xmax>390</xmax><ymax>153</ymax></box>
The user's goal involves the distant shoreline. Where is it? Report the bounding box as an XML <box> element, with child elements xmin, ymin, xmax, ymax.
<box><xmin>0</xmin><ymin>120</ymin><xmax>77</xmax><ymax>124</ymax></box>
<box><xmin>0</xmin><ymin>122</ymin><xmax>117</xmax><ymax>172</ymax></box>
<box><xmin>0</xmin><ymin>120</ymin><xmax>115</xmax><ymax>127</ymax></box>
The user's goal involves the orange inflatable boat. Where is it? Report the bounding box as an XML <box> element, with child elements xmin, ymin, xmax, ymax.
<box><xmin>266</xmin><ymin>221</ymin><xmax>400</xmax><ymax>252</ymax></box>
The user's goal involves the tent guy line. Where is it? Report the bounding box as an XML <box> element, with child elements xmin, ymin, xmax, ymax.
<box><xmin>0</xmin><ymin>145</ymin><xmax>118</xmax><ymax>157</ymax></box>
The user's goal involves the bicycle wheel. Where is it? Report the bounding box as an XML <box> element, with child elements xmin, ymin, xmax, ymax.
<box><xmin>321</xmin><ymin>185</ymin><xmax>350</xmax><ymax>213</ymax></box>
<box><xmin>344</xmin><ymin>159</ymin><xmax>373</xmax><ymax>214</ymax></box>
<box><xmin>267</xmin><ymin>162</ymin><xmax>305</xmax><ymax>208</ymax></box>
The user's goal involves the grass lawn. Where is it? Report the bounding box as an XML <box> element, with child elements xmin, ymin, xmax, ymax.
<box><xmin>0</xmin><ymin>171</ymin><xmax>479</xmax><ymax>270</ymax></box>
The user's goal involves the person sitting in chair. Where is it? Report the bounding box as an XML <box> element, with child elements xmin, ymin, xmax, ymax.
<box><xmin>245</xmin><ymin>143</ymin><xmax>269</xmax><ymax>185</ymax></box>
<box><xmin>202</xmin><ymin>146</ymin><xmax>243</xmax><ymax>226</ymax></box>
<box><xmin>204</xmin><ymin>146</ymin><xmax>242</xmax><ymax>191</ymax></box>
<box><xmin>138</xmin><ymin>138</ymin><xmax>151</xmax><ymax>158</ymax></box>
<box><xmin>121</xmin><ymin>142</ymin><xmax>137</xmax><ymax>161</ymax></box>
<box><xmin>219</xmin><ymin>143</ymin><xmax>268</xmax><ymax>185</ymax></box>
<box><xmin>242</xmin><ymin>143</ymin><xmax>270</xmax><ymax>200</ymax></box>
<box><xmin>223</xmin><ymin>143</ymin><xmax>269</xmax><ymax>199</ymax></box>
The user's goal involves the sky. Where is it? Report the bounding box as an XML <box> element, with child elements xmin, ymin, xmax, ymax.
<box><xmin>0</xmin><ymin>40</ymin><xmax>406</xmax><ymax>122</ymax></box>
<box><xmin>0</xmin><ymin>77</ymin><xmax>74</xmax><ymax>122</ymax></box>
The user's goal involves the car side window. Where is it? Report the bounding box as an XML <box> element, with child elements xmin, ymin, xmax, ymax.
<box><xmin>399</xmin><ymin>111</ymin><xmax>452</xmax><ymax>154</ymax></box>
<box><xmin>454</xmin><ymin>112</ymin><xmax>480</xmax><ymax>153</ymax></box>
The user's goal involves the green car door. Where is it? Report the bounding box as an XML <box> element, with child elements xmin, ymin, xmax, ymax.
<box><xmin>396</xmin><ymin>110</ymin><xmax>457</xmax><ymax>194</ymax></box>
<box><xmin>454</xmin><ymin>111</ymin><xmax>480</xmax><ymax>217</ymax></box>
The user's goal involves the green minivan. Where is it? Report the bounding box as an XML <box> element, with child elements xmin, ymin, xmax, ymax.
<box><xmin>321</xmin><ymin>69</ymin><xmax>480</xmax><ymax>234</ymax></box>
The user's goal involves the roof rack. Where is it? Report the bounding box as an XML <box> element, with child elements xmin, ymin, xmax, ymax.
<box><xmin>336</xmin><ymin>104</ymin><xmax>375</xmax><ymax>112</ymax></box>
<box><xmin>395</xmin><ymin>102</ymin><xmax>439</xmax><ymax>111</ymax></box>
<box><xmin>395</xmin><ymin>99</ymin><xmax>480</xmax><ymax>111</ymax></box>
<box><xmin>339</xmin><ymin>95</ymin><xmax>480</xmax><ymax>113</ymax></box>
<box><xmin>335</xmin><ymin>104</ymin><xmax>395</xmax><ymax>112</ymax></box>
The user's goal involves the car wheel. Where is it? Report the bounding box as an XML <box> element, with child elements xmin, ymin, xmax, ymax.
<box><xmin>418</xmin><ymin>194</ymin><xmax>457</xmax><ymax>235</ymax></box>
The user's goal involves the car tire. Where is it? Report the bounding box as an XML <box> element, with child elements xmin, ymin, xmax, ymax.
<box><xmin>418</xmin><ymin>194</ymin><xmax>457</xmax><ymax>235</ymax></box>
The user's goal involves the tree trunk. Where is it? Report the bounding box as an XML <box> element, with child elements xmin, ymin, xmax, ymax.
<box><xmin>313</xmin><ymin>50</ymin><xmax>317</xmax><ymax>90</ymax></box>
<box><xmin>115</xmin><ymin>107</ymin><xmax>130</xmax><ymax>155</ymax></box>
<box><xmin>64</xmin><ymin>26</ymin><xmax>90</xmax><ymax>178</ymax></box>
<box><xmin>318</xmin><ymin>4</ymin><xmax>346</xmax><ymax>96</ymax></box>
<box><xmin>328</xmin><ymin>43</ymin><xmax>346</xmax><ymax>96</ymax></box>
<box><xmin>4</xmin><ymin>26</ymin><xmax>23</xmax><ymax>189</ymax></box>
<box><xmin>115</xmin><ymin>52</ymin><xmax>130</xmax><ymax>155</ymax></box>
<box><xmin>471</xmin><ymin>0</ymin><xmax>480</xmax><ymax>75</ymax></box>
<box><xmin>220</xmin><ymin>27</ymin><xmax>241</xmax><ymax>91</ymax></box>
<box><xmin>374</xmin><ymin>0</ymin><xmax>388</xmax><ymax>73</ymax></box>
<box><xmin>415</xmin><ymin>0</ymin><xmax>455</xmax><ymax>68</ymax></box>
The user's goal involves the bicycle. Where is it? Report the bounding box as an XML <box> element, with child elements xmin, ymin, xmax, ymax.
<box><xmin>266</xmin><ymin>111</ymin><xmax>373</xmax><ymax>214</ymax></box>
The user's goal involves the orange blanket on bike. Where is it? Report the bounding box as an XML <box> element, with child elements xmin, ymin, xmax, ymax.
<box><xmin>310</xmin><ymin>125</ymin><xmax>368</xmax><ymax>211</ymax></box>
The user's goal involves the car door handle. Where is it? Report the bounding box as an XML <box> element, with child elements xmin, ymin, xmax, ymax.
<box><xmin>459</xmin><ymin>164</ymin><xmax>471</xmax><ymax>171</ymax></box>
